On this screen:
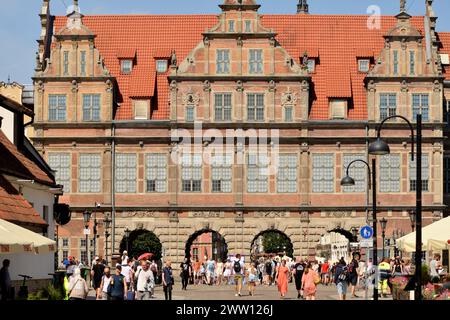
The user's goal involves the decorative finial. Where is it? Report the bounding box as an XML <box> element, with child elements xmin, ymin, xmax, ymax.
<box><xmin>7</xmin><ymin>75</ymin><xmax>11</xmax><ymax>85</ymax></box>
<box><xmin>400</xmin><ymin>0</ymin><xmax>406</xmax><ymax>12</ymax></box>
<box><xmin>171</xmin><ymin>50</ymin><xmax>177</xmax><ymax>67</ymax></box>
<box><xmin>297</xmin><ymin>0</ymin><xmax>309</xmax><ymax>14</ymax></box>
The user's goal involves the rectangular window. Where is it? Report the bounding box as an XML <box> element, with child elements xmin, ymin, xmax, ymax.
<box><xmin>330</xmin><ymin>99</ymin><xmax>347</xmax><ymax>119</ymax></box>
<box><xmin>80</xmin><ymin>251</ymin><xmax>87</xmax><ymax>264</ymax></box>
<box><xmin>186</xmin><ymin>106</ymin><xmax>195</xmax><ymax>122</ymax></box>
<box><xmin>146</xmin><ymin>154</ymin><xmax>167</xmax><ymax>193</ymax></box>
<box><xmin>409</xmin><ymin>154</ymin><xmax>429</xmax><ymax>192</ymax></box>
<box><xmin>82</xmin><ymin>94</ymin><xmax>101</xmax><ymax>121</ymax></box>
<box><xmin>156</xmin><ymin>60</ymin><xmax>168</xmax><ymax>73</ymax></box>
<box><xmin>228</xmin><ymin>20</ymin><xmax>235</xmax><ymax>32</ymax></box>
<box><xmin>181</xmin><ymin>154</ymin><xmax>202</xmax><ymax>192</ymax></box>
<box><xmin>412</xmin><ymin>94</ymin><xmax>429</xmax><ymax>121</ymax></box>
<box><xmin>79</xmin><ymin>154</ymin><xmax>101</xmax><ymax>193</ymax></box>
<box><xmin>216</xmin><ymin>49</ymin><xmax>230</xmax><ymax>74</ymax></box>
<box><xmin>380</xmin><ymin>154</ymin><xmax>401</xmax><ymax>192</ymax></box>
<box><xmin>312</xmin><ymin>154</ymin><xmax>334</xmax><ymax>193</ymax></box>
<box><xmin>307</xmin><ymin>59</ymin><xmax>315</xmax><ymax>73</ymax></box>
<box><xmin>277</xmin><ymin>154</ymin><xmax>297</xmax><ymax>193</ymax></box>
<box><xmin>134</xmin><ymin>100</ymin><xmax>148</xmax><ymax>120</ymax></box>
<box><xmin>121</xmin><ymin>60</ymin><xmax>132</xmax><ymax>74</ymax></box>
<box><xmin>115</xmin><ymin>154</ymin><xmax>137</xmax><ymax>193</ymax></box>
<box><xmin>80</xmin><ymin>51</ymin><xmax>86</xmax><ymax>76</ymax></box>
<box><xmin>90</xmin><ymin>239</ymin><xmax>95</xmax><ymax>248</ymax></box>
<box><xmin>380</xmin><ymin>93</ymin><xmax>397</xmax><ymax>120</ymax></box>
<box><xmin>63</xmin><ymin>51</ymin><xmax>69</xmax><ymax>76</ymax></box>
<box><xmin>247</xmin><ymin>93</ymin><xmax>264</xmax><ymax>121</ymax></box>
<box><xmin>215</xmin><ymin>93</ymin><xmax>232</xmax><ymax>121</ymax></box>
<box><xmin>445</xmin><ymin>156</ymin><xmax>450</xmax><ymax>194</ymax></box>
<box><xmin>358</xmin><ymin>59</ymin><xmax>370</xmax><ymax>72</ymax></box>
<box><xmin>211</xmin><ymin>154</ymin><xmax>233</xmax><ymax>193</ymax></box>
<box><xmin>444</xmin><ymin>99</ymin><xmax>450</xmax><ymax>125</ymax></box>
<box><xmin>62</xmin><ymin>250</ymin><xmax>68</xmax><ymax>261</ymax></box>
<box><xmin>249</xmin><ymin>49</ymin><xmax>263</xmax><ymax>74</ymax></box>
<box><xmin>393</xmin><ymin>50</ymin><xmax>399</xmax><ymax>75</ymax></box>
<box><xmin>48</xmin><ymin>153</ymin><xmax>71</xmax><ymax>193</ymax></box>
<box><xmin>48</xmin><ymin>94</ymin><xmax>67</xmax><ymax>121</ymax></box>
<box><xmin>410</xmin><ymin>51</ymin><xmax>415</xmax><ymax>75</ymax></box>
<box><xmin>247</xmin><ymin>154</ymin><xmax>269</xmax><ymax>193</ymax></box>
<box><xmin>62</xmin><ymin>238</ymin><xmax>69</xmax><ymax>247</ymax></box>
<box><xmin>80</xmin><ymin>239</ymin><xmax>87</xmax><ymax>248</ymax></box>
<box><xmin>245</xmin><ymin>20</ymin><xmax>252</xmax><ymax>33</ymax></box>
<box><xmin>342</xmin><ymin>154</ymin><xmax>366</xmax><ymax>193</ymax></box>
<box><xmin>284</xmin><ymin>106</ymin><xmax>293</xmax><ymax>122</ymax></box>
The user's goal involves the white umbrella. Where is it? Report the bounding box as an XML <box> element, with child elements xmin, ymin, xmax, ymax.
<box><xmin>396</xmin><ymin>217</ymin><xmax>450</xmax><ymax>253</ymax></box>
<box><xmin>0</xmin><ymin>219</ymin><xmax>56</xmax><ymax>255</ymax></box>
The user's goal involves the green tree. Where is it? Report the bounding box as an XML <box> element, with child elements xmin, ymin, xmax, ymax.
<box><xmin>128</xmin><ymin>232</ymin><xmax>162</xmax><ymax>260</ymax></box>
<box><xmin>262</xmin><ymin>232</ymin><xmax>293</xmax><ymax>257</ymax></box>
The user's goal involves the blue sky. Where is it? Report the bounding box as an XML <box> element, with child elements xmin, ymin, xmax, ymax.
<box><xmin>1</xmin><ymin>0</ymin><xmax>449</xmax><ymax>84</ymax></box>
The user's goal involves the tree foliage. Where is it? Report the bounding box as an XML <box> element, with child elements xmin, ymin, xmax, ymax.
<box><xmin>262</xmin><ymin>231</ymin><xmax>293</xmax><ymax>257</ymax></box>
<box><xmin>120</xmin><ymin>230</ymin><xmax>162</xmax><ymax>260</ymax></box>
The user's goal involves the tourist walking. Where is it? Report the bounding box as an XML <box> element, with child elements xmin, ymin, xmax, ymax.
<box><xmin>321</xmin><ymin>260</ymin><xmax>330</xmax><ymax>285</ymax></box>
<box><xmin>223</xmin><ymin>259</ymin><xmax>232</xmax><ymax>285</ymax></box>
<box><xmin>180</xmin><ymin>258</ymin><xmax>192</xmax><ymax>290</ymax></box>
<box><xmin>162</xmin><ymin>261</ymin><xmax>174</xmax><ymax>300</ymax></box>
<box><xmin>334</xmin><ymin>258</ymin><xmax>349</xmax><ymax>300</ymax></box>
<box><xmin>98</xmin><ymin>267</ymin><xmax>111</xmax><ymax>300</ymax></box>
<box><xmin>121</xmin><ymin>250</ymin><xmax>129</xmax><ymax>265</ymax></box>
<box><xmin>68</xmin><ymin>267</ymin><xmax>89</xmax><ymax>300</ymax></box>
<box><xmin>216</xmin><ymin>260</ymin><xmax>224</xmax><ymax>285</ymax></box>
<box><xmin>109</xmin><ymin>265</ymin><xmax>127</xmax><ymax>300</ymax></box>
<box><xmin>348</xmin><ymin>253</ymin><xmax>360</xmax><ymax>298</ymax></box>
<box><xmin>232</xmin><ymin>254</ymin><xmax>245</xmax><ymax>297</ymax></box>
<box><xmin>206</xmin><ymin>258</ymin><xmax>216</xmax><ymax>285</ymax></box>
<box><xmin>277</xmin><ymin>260</ymin><xmax>289</xmax><ymax>299</ymax></box>
<box><xmin>264</xmin><ymin>259</ymin><xmax>272</xmax><ymax>285</ymax></box>
<box><xmin>0</xmin><ymin>259</ymin><xmax>11</xmax><ymax>301</ymax></box>
<box><xmin>135</xmin><ymin>260</ymin><xmax>154</xmax><ymax>300</ymax></box>
<box><xmin>293</xmin><ymin>257</ymin><xmax>306</xmax><ymax>299</ymax></box>
<box><xmin>91</xmin><ymin>257</ymin><xmax>105</xmax><ymax>299</ymax></box>
<box><xmin>301</xmin><ymin>262</ymin><xmax>319</xmax><ymax>300</ymax></box>
<box><xmin>247</xmin><ymin>263</ymin><xmax>257</xmax><ymax>296</ymax></box>
<box><xmin>378</xmin><ymin>258</ymin><xmax>391</xmax><ymax>297</ymax></box>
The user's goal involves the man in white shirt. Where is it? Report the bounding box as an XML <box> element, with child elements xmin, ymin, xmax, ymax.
<box><xmin>135</xmin><ymin>261</ymin><xmax>154</xmax><ymax>300</ymax></box>
<box><xmin>430</xmin><ymin>253</ymin><xmax>442</xmax><ymax>281</ymax></box>
<box><xmin>121</xmin><ymin>261</ymin><xmax>133</xmax><ymax>290</ymax></box>
<box><xmin>232</xmin><ymin>254</ymin><xmax>245</xmax><ymax>297</ymax></box>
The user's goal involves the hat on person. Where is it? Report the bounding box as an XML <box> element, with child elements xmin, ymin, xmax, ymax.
<box><xmin>94</xmin><ymin>256</ymin><xmax>99</xmax><ymax>261</ymax></box>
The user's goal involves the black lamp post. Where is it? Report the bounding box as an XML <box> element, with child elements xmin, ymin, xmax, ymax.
<box><xmin>124</xmin><ymin>228</ymin><xmax>130</xmax><ymax>254</ymax></box>
<box><xmin>82</xmin><ymin>211</ymin><xmax>92</xmax><ymax>266</ymax></box>
<box><xmin>351</xmin><ymin>227</ymin><xmax>358</xmax><ymax>242</ymax></box>
<box><xmin>409</xmin><ymin>210</ymin><xmax>416</xmax><ymax>232</ymax></box>
<box><xmin>341</xmin><ymin>158</ymin><xmax>378</xmax><ymax>300</ymax></box>
<box><xmin>368</xmin><ymin>114</ymin><xmax>422</xmax><ymax>300</ymax></box>
<box><xmin>380</xmin><ymin>218</ymin><xmax>388</xmax><ymax>259</ymax></box>
<box><xmin>104</xmin><ymin>215</ymin><xmax>111</xmax><ymax>265</ymax></box>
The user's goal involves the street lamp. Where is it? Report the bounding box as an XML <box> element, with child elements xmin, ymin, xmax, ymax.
<box><xmin>103</xmin><ymin>215</ymin><xmax>112</xmax><ymax>265</ymax></box>
<box><xmin>124</xmin><ymin>228</ymin><xmax>130</xmax><ymax>253</ymax></box>
<box><xmin>82</xmin><ymin>211</ymin><xmax>92</xmax><ymax>266</ymax></box>
<box><xmin>380</xmin><ymin>218</ymin><xmax>388</xmax><ymax>259</ymax></box>
<box><xmin>341</xmin><ymin>158</ymin><xmax>378</xmax><ymax>300</ymax></box>
<box><xmin>409</xmin><ymin>210</ymin><xmax>416</xmax><ymax>232</ymax></box>
<box><xmin>369</xmin><ymin>114</ymin><xmax>422</xmax><ymax>300</ymax></box>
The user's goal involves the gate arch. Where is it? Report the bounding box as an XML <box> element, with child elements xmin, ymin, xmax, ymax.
<box><xmin>184</xmin><ymin>229</ymin><xmax>228</xmax><ymax>263</ymax></box>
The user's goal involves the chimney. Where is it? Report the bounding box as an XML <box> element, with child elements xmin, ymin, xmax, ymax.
<box><xmin>297</xmin><ymin>0</ymin><xmax>309</xmax><ymax>14</ymax></box>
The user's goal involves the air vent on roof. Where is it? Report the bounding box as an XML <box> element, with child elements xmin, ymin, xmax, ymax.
<box><xmin>440</xmin><ymin>54</ymin><xmax>450</xmax><ymax>65</ymax></box>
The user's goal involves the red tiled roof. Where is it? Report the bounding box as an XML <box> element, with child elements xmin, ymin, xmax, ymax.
<box><xmin>0</xmin><ymin>130</ymin><xmax>54</xmax><ymax>185</ymax></box>
<box><xmin>439</xmin><ymin>32</ymin><xmax>450</xmax><ymax>80</ymax></box>
<box><xmin>0</xmin><ymin>174</ymin><xmax>47</xmax><ymax>227</ymax></box>
<box><xmin>53</xmin><ymin>14</ymin><xmax>429</xmax><ymax>121</ymax></box>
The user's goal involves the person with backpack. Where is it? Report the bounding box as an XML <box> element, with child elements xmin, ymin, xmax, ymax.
<box><xmin>334</xmin><ymin>257</ymin><xmax>349</xmax><ymax>300</ymax></box>
<box><xmin>67</xmin><ymin>267</ymin><xmax>89</xmax><ymax>300</ymax></box>
<box><xmin>292</xmin><ymin>257</ymin><xmax>306</xmax><ymax>299</ymax></box>
<box><xmin>348</xmin><ymin>253</ymin><xmax>360</xmax><ymax>298</ymax></box>
<box><xmin>232</xmin><ymin>254</ymin><xmax>245</xmax><ymax>297</ymax></box>
<box><xmin>109</xmin><ymin>265</ymin><xmax>128</xmax><ymax>300</ymax></box>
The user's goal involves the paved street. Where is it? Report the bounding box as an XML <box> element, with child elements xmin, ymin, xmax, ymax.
<box><xmin>88</xmin><ymin>282</ymin><xmax>391</xmax><ymax>301</ymax></box>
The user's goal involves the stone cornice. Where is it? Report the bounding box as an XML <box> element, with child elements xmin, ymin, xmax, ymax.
<box><xmin>365</xmin><ymin>75</ymin><xmax>445</xmax><ymax>82</ymax></box>
<box><xmin>31</xmin><ymin>76</ymin><xmax>115</xmax><ymax>82</ymax></box>
<box><xmin>202</xmin><ymin>32</ymin><xmax>278</xmax><ymax>40</ymax></box>
<box><xmin>168</xmin><ymin>75</ymin><xmax>309</xmax><ymax>82</ymax></box>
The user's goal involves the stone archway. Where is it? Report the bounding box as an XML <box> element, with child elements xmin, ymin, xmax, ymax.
<box><xmin>250</xmin><ymin>229</ymin><xmax>294</xmax><ymax>262</ymax></box>
<box><xmin>119</xmin><ymin>229</ymin><xmax>163</xmax><ymax>261</ymax></box>
<box><xmin>184</xmin><ymin>229</ymin><xmax>229</xmax><ymax>263</ymax></box>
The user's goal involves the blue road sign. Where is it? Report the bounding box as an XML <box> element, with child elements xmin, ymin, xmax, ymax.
<box><xmin>360</xmin><ymin>226</ymin><xmax>373</xmax><ymax>239</ymax></box>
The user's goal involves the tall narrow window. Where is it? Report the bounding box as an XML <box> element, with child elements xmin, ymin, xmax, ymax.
<box><xmin>146</xmin><ymin>154</ymin><xmax>167</xmax><ymax>193</ymax></box>
<box><xmin>62</xmin><ymin>238</ymin><xmax>69</xmax><ymax>247</ymax></box>
<box><xmin>228</xmin><ymin>20</ymin><xmax>235</xmax><ymax>32</ymax></box>
<box><xmin>380</xmin><ymin>154</ymin><xmax>400</xmax><ymax>192</ymax></box>
<box><xmin>409</xmin><ymin>154</ymin><xmax>429</xmax><ymax>192</ymax></box>
<box><xmin>412</xmin><ymin>94</ymin><xmax>429</xmax><ymax>121</ymax></box>
<box><xmin>63</xmin><ymin>51</ymin><xmax>69</xmax><ymax>76</ymax></box>
<box><xmin>186</xmin><ymin>105</ymin><xmax>195</xmax><ymax>122</ymax></box>
<box><xmin>284</xmin><ymin>106</ymin><xmax>293</xmax><ymax>122</ymax></box>
<box><xmin>249</xmin><ymin>49</ymin><xmax>263</xmax><ymax>74</ymax></box>
<box><xmin>83</xmin><ymin>94</ymin><xmax>101</xmax><ymax>121</ymax></box>
<box><xmin>380</xmin><ymin>93</ymin><xmax>397</xmax><ymax>120</ymax></box>
<box><xmin>121</xmin><ymin>60</ymin><xmax>132</xmax><ymax>74</ymax></box>
<box><xmin>393</xmin><ymin>50</ymin><xmax>399</xmax><ymax>75</ymax></box>
<box><xmin>80</xmin><ymin>51</ymin><xmax>86</xmax><ymax>76</ymax></box>
<box><xmin>358</xmin><ymin>59</ymin><xmax>370</xmax><ymax>72</ymax></box>
<box><xmin>307</xmin><ymin>59</ymin><xmax>315</xmax><ymax>73</ymax></box>
<box><xmin>211</xmin><ymin>154</ymin><xmax>233</xmax><ymax>193</ymax></box>
<box><xmin>216</xmin><ymin>49</ymin><xmax>230</xmax><ymax>74</ymax></box>
<box><xmin>79</xmin><ymin>154</ymin><xmax>101</xmax><ymax>193</ymax></box>
<box><xmin>444</xmin><ymin>156</ymin><xmax>450</xmax><ymax>194</ymax></box>
<box><xmin>115</xmin><ymin>154</ymin><xmax>137</xmax><ymax>193</ymax></box>
<box><xmin>277</xmin><ymin>154</ymin><xmax>297</xmax><ymax>193</ymax></box>
<box><xmin>181</xmin><ymin>154</ymin><xmax>202</xmax><ymax>192</ymax></box>
<box><xmin>134</xmin><ymin>100</ymin><xmax>148</xmax><ymax>120</ymax></box>
<box><xmin>247</xmin><ymin>154</ymin><xmax>268</xmax><ymax>193</ymax></box>
<box><xmin>48</xmin><ymin>94</ymin><xmax>67</xmax><ymax>121</ymax></box>
<box><xmin>215</xmin><ymin>93</ymin><xmax>232</xmax><ymax>121</ymax></box>
<box><xmin>312</xmin><ymin>154</ymin><xmax>334</xmax><ymax>193</ymax></box>
<box><xmin>409</xmin><ymin>51</ymin><xmax>415</xmax><ymax>75</ymax></box>
<box><xmin>48</xmin><ymin>153</ymin><xmax>71</xmax><ymax>192</ymax></box>
<box><xmin>245</xmin><ymin>20</ymin><xmax>252</xmax><ymax>33</ymax></box>
<box><xmin>342</xmin><ymin>154</ymin><xmax>366</xmax><ymax>193</ymax></box>
<box><xmin>247</xmin><ymin>93</ymin><xmax>264</xmax><ymax>121</ymax></box>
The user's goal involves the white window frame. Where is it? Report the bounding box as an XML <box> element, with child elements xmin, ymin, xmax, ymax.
<box><xmin>216</xmin><ymin>49</ymin><xmax>230</xmax><ymax>74</ymax></box>
<box><xmin>63</xmin><ymin>51</ymin><xmax>69</xmax><ymax>76</ymax></box>
<box><xmin>115</xmin><ymin>154</ymin><xmax>137</xmax><ymax>193</ymax></box>
<box><xmin>393</xmin><ymin>50</ymin><xmax>399</xmax><ymax>75</ymax></box>
<box><xmin>121</xmin><ymin>59</ymin><xmax>133</xmax><ymax>74</ymax></box>
<box><xmin>307</xmin><ymin>59</ymin><xmax>315</xmax><ymax>73</ymax></box>
<box><xmin>244</xmin><ymin>20</ymin><xmax>252</xmax><ymax>33</ymax></box>
<box><xmin>379</xmin><ymin>154</ymin><xmax>401</xmax><ymax>193</ymax></box>
<box><xmin>249</xmin><ymin>49</ymin><xmax>263</xmax><ymax>74</ymax></box>
<box><xmin>80</xmin><ymin>51</ymin><xmax>86</xmax><ymax>76</ymax></box>
<box><xmin>146</xmin><ymin>154</ymin><xmax>167</xmax><ymax>193</ymax></box>
<box><xmin>214</xmin><ymin>93</ymin><xmax>232</xmax><ymax>121</ymax></box>
<box><xmin>134</xmin><ymin>100</ymin><xmax>149</xmax><ymax>120</ymax></box>
<box><xmin>358</xmin><ymin>59</ymin><xmax>370</xmax><ymax>72</ymax></box>
<box><xmin>181</xmin><ymin>154</ymin><xmax>202</xmax><ymax>192</ymax></box>
<box><xmin>247</xmin><ymin>153</ymin><xmax>269</xmax><ymax>193</ymax></box>
<box><xmin>247</xmin><ymin>93</ymin><xmax>265</xmax><ymax>121</ymax></box>
<box><xmin>409</xmin><ymin>51</ymin><xmax>415</xmax><ymax>75</ymax></box>
<box><xmin>156</xmin><ymin>60</ymin><xmax>168</xmax><ymax>73</ymax></box>
<box><xmin>79</xmin><ymin>153</ymin><xmax>102</xmax><ymax>193</ymax></box>
<box><xmin>228</xmin><ymin>20</ymin><xmax>235</xmax><ymax>32</ymax></box>
<box><xmin>342</xmin><ymin>154</ymin><xmax>366</xmax><ymax>193</ymax></box>
<box><xmin>409</xmin><ymin>154</ymin><xmax>429</xmax><ymax>192</ymax></box>
<box><xmin>412</xmin><ymin>94</ymin><xmax>429</xmax><ymax>122</ymax></box>
<box><xmin>211</xmin><ymin>154</ymin><xmax>233</xmax><ymax>193</ymax></box>
<box><xmin>82</xmin><ymin>94</ymin><xmax>101</xmax><ymax>121</ymax></box>
<box><xmin>379</xmin><ymin>93</ymin><xmax>397</xmax><ymax>120</ymax></box>
<box><xmin>277</xmin><ymin>154</ymin><xmax>297</xmax><ymax>193</ymax></box>
<box><xmin>48</xmin><ymin>153</ymin><xmax>71</xmax><ymax>193</ymax></box>
<box><xmin>312</xmin><ymin>154</ymin><xmax>334</xmax><ymax>193</ymax></box>
<box><xmin>48</xmin><ymin>94</ymin><xmax>67</xmax><ymax>122</ymax></box>
<box><xmin>284</xmin><ymin>106</ymin><xmax>293</xmax><ymax>122</ymax></box>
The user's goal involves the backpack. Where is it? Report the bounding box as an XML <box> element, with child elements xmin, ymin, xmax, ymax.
<box><xmin>233</xmin><ymin>260</ymin><xmax>242</xmax><ymax>273</ymax></box>
<box><xmin>338</xmin><ymin>267</ymin><xmax>348</xmax><ymax>282</ymax></box>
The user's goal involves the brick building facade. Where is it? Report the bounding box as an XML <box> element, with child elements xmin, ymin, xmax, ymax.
<box><xmin>31</xmin><ymin>0</ymin><xmax>450</xmax><ymax>267</ymax></box>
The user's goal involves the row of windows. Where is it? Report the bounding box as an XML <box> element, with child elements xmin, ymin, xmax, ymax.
<box><xmin>63</xmin><ymin>50</ymin><xmax>87</xmax><ymax>76</ymax></box>
<box><xmin>120</xmin><ymin>59</ymin><xmax>168</xmax><ymax>75</ymax></box>
<box><xmin>49</xmin><ymin>152</ymin><xmax>431</xmax><ymax>194</ymax></box>
<box><xmin>392</xmin><ymin>50</ymin><xmax>416</xmax><ymax>76</ymax></box>
<box><xmin>379</xmin><ymin>93</ymin><xmax>429</xmax><ymax>121</ymax></box>
<box><xmin>49</xmin><ymin>94</ymin><xmax>101</xmax><ymax>122</ymax></box>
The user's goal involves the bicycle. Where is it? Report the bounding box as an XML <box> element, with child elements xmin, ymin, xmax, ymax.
<box><xmin>17</xmin><ymin>274</ymin><xmax>32</xmax><ymax>299</ymax></box>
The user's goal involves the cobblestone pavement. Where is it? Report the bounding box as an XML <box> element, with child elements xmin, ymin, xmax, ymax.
<box><xmin>88</xmin><ymin>282</ymin><xmax>391</xmax><ymax>301</ymax></box>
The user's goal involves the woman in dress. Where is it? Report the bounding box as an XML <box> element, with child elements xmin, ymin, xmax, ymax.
<box><xmin>276</xmin><ymin>260</ymin><xmax>289</xmax><ymax>298</ymax></box>
<box><xmin>223</xmin><ymin>259</ymin><xmax>232</xmax><ymax>285</ymax></box>
<box><xmin>216</xmin><ymin>260</ymin><xmax>224</xmax><ymax>285</ymax></box>
<box><xmin>247</xmin><ymin>263</ymin><xmax>257</xmax><ymax>296</ymax></box>
<box><xmin>301</xmin><ymin>262</ymin><xmax>319</xmax><ymax>300</ymax></box>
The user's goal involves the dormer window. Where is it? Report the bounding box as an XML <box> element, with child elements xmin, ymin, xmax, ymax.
<box><xmin>228</xmin><ymin>20</ymin><xmax>235</xmax><ymax>33</ymax></box>
<box><xmin>330</xmin><ymin>99</ymin><xmax>347</xmax><ymax>119</ymax></box>
<box><xmin>307</xmin><ymin>59</ymin><xmax>315</xmax><ymax>73</ymax></box>
<box><xmin>156</xmin><ymin>60</ymin><xmax>168</xmax><ymax>73</ymax></box>
<box><xmin>358</xmin><ymin>59</ymin><xmax>370</xmax><ymax>72</ymax></box>
<box><xmin>121</xmin><ymin>60</ymin><xmax>133</xmax><ymax>74</ymax></box>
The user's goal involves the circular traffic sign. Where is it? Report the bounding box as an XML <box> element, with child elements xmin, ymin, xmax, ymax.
<box><xmin>360</xmin><ymin>226</ymin><xmax>373</xmax><ymax>239</ymax></box>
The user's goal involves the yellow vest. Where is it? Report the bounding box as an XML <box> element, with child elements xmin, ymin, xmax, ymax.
<box><xmin>63</xmin><ymin>276</ymin><xmax>69</xmax><ymax>300</ymax></box>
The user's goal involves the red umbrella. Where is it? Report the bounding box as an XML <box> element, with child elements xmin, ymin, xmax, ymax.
<box><xmin>138</xmin><ymin>253</ymin><xmax>154</xmax><ymax>261</ymax></box>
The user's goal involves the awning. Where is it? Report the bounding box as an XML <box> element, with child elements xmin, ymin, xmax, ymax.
<box><xmin>0</xmin><ymin>219</ymin><xmax>56</xmax><ymax>255</ymax></box>
<box><xmin>396</xmin><ymin>217</ymin><xmax>450</xmax><ymax>253</ymax></box>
